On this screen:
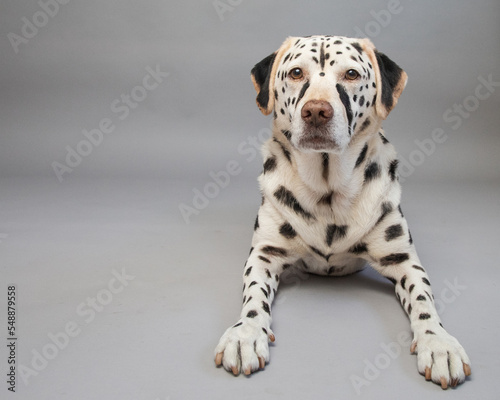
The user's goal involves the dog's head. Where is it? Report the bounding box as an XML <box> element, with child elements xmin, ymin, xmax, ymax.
<box><xmin>251</xmin><ymin>35</ymin><xmax>407</xmax><ymax>153</ymax></box>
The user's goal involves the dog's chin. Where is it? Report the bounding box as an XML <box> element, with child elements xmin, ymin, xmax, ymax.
<box><xmin>296</xmin><ymin>128</ymin><xmax>343</xmax><ymax>153</ymax></box>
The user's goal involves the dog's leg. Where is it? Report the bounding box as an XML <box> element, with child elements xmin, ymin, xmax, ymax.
<box><xmin>214</xmin><ymin>241</ymin><xmax>295</xmax><ymax>375</ymax></box>
<box><xmin>364</xmin><ymin>207</ymin><xmax>471</xmax><ymax>389</ymax></box>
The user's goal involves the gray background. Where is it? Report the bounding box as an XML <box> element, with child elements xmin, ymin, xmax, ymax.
<box><xmin>0</xmin><ymin>0</ymin><xmax>499</xmax><ymax>399</ymax></box>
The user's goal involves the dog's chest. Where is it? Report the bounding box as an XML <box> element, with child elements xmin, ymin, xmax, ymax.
<box><xmin>259</xmin><ymin>132</ymin><xmax>399</xmax><ymax>259</ymax></box>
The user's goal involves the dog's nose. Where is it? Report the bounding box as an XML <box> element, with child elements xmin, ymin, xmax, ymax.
<box><xmin>301</xmin><ymin>100</ymin><xmax>333</xmax><ymax>127</ymax></box>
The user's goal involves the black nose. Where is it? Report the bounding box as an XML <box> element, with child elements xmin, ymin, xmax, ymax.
<box><xmin>301</xmin><ymin>100</ymin><xmax>333</xmax><ymax>127</ymax></box>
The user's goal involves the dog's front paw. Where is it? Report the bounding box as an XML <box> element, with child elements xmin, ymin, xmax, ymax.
<box><xmin>411</xmin><ymin>328</ymin><xmax>471</xmax><ymax>389</ymax></box>
<box><xmin>214</xmin><ymin>318</ymin><xmax>275</xmax><ymax>376</ymax></box>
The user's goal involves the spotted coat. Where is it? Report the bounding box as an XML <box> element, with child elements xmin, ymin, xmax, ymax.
<box><xmin>215</xmin><ymin>35</ymin><xmax>471</xmax><ymax>389</ymax></box>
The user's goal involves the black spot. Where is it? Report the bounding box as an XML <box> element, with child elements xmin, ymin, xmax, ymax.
<box><xmin>312</xmin><ymin>56</ymin><xmax>319</xmax><ymax>64</ymax></box>
<box><xmin>385</xmin><ymin>224</ymin><xmax>404</xmax><ymax>241</ymax></box>
<box><xmin>359</xmin><ymin>95</ymin><xmax>365</xmax><ymax>107</ymax></box>
<box><xmin>334</xmin><ymin>40</ymin><xmax>342</xmax><ymax>44</ymax></box>
<box><xmin>408</xmin><ymin>230</ymin><xmax>413</xmax><ymax>245</ymax></box>
<box><xmin>296</xmin><ymin>80</ymin><xmax>310</xmax><ymax>106</ymax></box>
<box><xmin>419</xmin><ymin>313</ymin><xmax>431</xmax><ymax>320</ymax></box>
<box><xmin>249</xmin><ymin>247</ymin><xmax>254</xmax><ymax>255</ymax></box>
<box><xmin>262</xmin><ymin>245</ymin><xmax>287</xmax><ymax>257</ymax></box>
<box><xmin>387</xmin><ymin>277</ymin><xmax>397</xmax><ymax>285</ymax></box>
<box><xmin>336</xmin><ymin>84</ymin><xmax>353</xmax><ymax>135</ymax></box>
<box><xmin>326</xmin><ymin>224</ymin><xmax>348</xmax><ymax>246</ymax></box>
<box><xmin>349</xmin><ymin>242</ymin><xmax>368</xmax><ymax>254</ymax></box>
<box><xmin>359</xmin><ymin>118</ymin><xmax>371</xmax><ymax>133</ymax></box>
<box><xmin>254</xmin><ymin>215</ymin><xmax>259</xmax><ymax>231</ymax></box>
<box><xmin>379</xmin><ymin>132</ymin><xmax>389</xmax><ymax>144</ymax></box>
<box><xmin>273</xmin><ymin>138</ymin><xmax>291</xmax><ymax>162</ymax></box>
<box><xmin>262</xmin><ymin>301</ymin><xmax>270</xmax><ymax>315</ymax></box>
<box><xmin>318</xmin><ymin>192</ymin><xmax>333</xmax><ymax>205</ymax></box>
<box><xmin>322</xmin><ymin>153</ymin><xmax>329</xmax><ymax>181</ymax></box>
<box><xmin>247</xmin><ymin>310</ymin><xmax>258</xmax><ymax>318</ymax></box>
<box><xmin>310</xmin><ymin>246</ymin><xmax>333</xmax><ymax>261</ymax></box>
<box><xmin>416</xmin><ymin>295</ymin><xmax>426</xmax><ymax>301</ymax></box>
<box><xmin>282</xmin><ymin>263</ymin><xmax>292</xmax><ymax>270</ymax></box>
<box><xmin>281</xmin><ymin>130</ymin><xmax>292</xmax><ymax>141</ymax></box>
<box><xmin>245</xmin><ymin>296</ymin><xmax>252</xmax><ymax>304</ymax></box>
<box><xmin>262</xmin><ymin>327</ymin><xmax>268</xmax><ymax>335</ymax></box>
<box><xmin>376</xmin><ymin>202</ymin><xmax>393</xmax><ymax>225</ymax></box>
<box><xmin>260</xmin><ymin>287</ymin><xmax>268</xmax><ymax>298</ymax></box>
<box><xmin>425</xmin><ymin>330</ymin><xmax>436</xmax><ymax>335</ymax></box>
<box><xmin>409</xmin><ymin>284</ymin><xmax>415</xmax><ymax>293</ymax></box>
<box><xmin>389</xmin><ymin>159</ymin><xmax>399</xmax><ymax>181</ymax></box>
<box><xmin>400</xmin><ymin>275</ymin><xmax>407</xmax><ymax>289</ymax></box>
<box><xmin>274</xmin><ymin>186</ymin><xmax>315</xmax><ymax>220</ymax></box>
<box><xmin>233</xmin><ymin>322</ymin><xmax>243</xmax><ymax>328</ymax></box>
<box><xmin>364</xmin><ymin>162</ymin><xmax>381</xmax><ymax>182</ymax></box>
<box><xmin>245</xmin><ymin>266</ymin><xmax>253</xmax><ymax>276</ymax></box>
<box><xmin>354</xmin><ymin>144</ymin><xmax>368</xmax><ymax>168</ymax></box>
<box><xmin>380</xmin><ymin>253</ymin><xmax>410</xmax><ymax>266</ymax></box>
<box><xmin>258</xmin><ymin>256</ymin><xmax>271</xmax><ymax>263</ymax></box>
<box><xmin>412</xmin><ymin>265</ymin><xmax>425</xmax><ymax>272</ymax></box>
<box><xmin>330</xmin><ymin>60</ymin><xmax>335</xmax><ymax>66</ymax></box>
<box><xmin>279</xmin><ymin>222</ymin><xmax>297</xmax><ymax>239</ymax></box>
<box><xmin>422</xmin><ymin>277</ymin><xmax>431</xmax><ymax>286</ymax></box>
<box><xmin>351</xmin><ymin>42</ymin><xmax>363</xmax><ymax>55</ymax></box>
<box><xmin>265</xmin><ymin>269</ymin><xmax>271</xmax><ymax>278</ymax></box>
<box><xmin>263</xmin><ymin>156</ymin><xmax>277</xmax><ymax>174</ymax></box>
<box><xmin>248</xmin><ymin>281</ymin><xmax>257</xmax><ymax>288</ymax></box>
<box><xmin>320</xmin><ymin>42</ymin><xmax>326</xmax><ymax>69</ymax></box>
<box><xmin>408</xmin><ymin>304</ymin><xmax>412</xmax><ymax>315</ymax></box>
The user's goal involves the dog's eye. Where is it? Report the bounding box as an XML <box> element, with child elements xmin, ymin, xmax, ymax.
<box><xmin>289</xmin><ymin>68</ymin><xmax>303</xmax><ymax>80</ymax></box>
<box><xmin>345</xmin><ymin>69</ymin><xmax>360</xmax><ymax>80</ymax></box>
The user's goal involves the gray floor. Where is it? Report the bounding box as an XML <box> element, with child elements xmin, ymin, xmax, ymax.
<box><xmin>1</xmin><ymin>176</ymin><xmax>498</xmax><ymax>399</ymax></box>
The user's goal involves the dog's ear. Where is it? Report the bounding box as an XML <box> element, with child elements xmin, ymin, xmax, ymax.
<box><xmin>360</xmin><ymin>38</ymin><xmax>408</xmax><ymax>120</ymax></box>
<box><xmin>251</xmin><ymin>37</ymin><xmax>295</xmax><ymax>115</ymax></box>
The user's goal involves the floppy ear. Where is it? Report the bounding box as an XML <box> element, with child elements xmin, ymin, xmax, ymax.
<box><xmin>360</xmin><ymin>38</ymin><xmax>408</xmax><ymax>120</ymax></box>
<box><xmin>251</xmin><ymin>37</ymin><xmax>295</xmax><ymax>115</ymax></box>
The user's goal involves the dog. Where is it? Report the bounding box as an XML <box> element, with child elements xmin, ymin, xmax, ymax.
<box><xmin>214</xmin><ymin>35</ymin><xmax>471</xmax><ymax>389</ymax></box>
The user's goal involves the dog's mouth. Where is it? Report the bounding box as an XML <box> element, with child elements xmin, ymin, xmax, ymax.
<box><xmin>297</xmin><ymin>127</ymin><xmax>339</xmax><ymax>151</ymax></box>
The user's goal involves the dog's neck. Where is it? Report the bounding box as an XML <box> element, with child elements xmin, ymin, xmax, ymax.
<box><xmin>273</xmin><ymin>120</ymin><xmax>384</xmax><ymax>205</ymax></box>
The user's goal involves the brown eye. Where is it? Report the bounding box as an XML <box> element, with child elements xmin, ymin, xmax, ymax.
<box><xmin>289</xmin><ymin>67</ymin><xmax>303</xmax><ymax>80</ymax></box>
<box><xmin>345</xmin><ymin>69</ymin><xmax>360</xmax><ymax>80</ymax></box>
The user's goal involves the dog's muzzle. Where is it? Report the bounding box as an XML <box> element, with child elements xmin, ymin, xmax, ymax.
<box><xmin>298</xmin><ymin>100</ymin><xmax>338</xmax><ymax>151</ymax></box>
